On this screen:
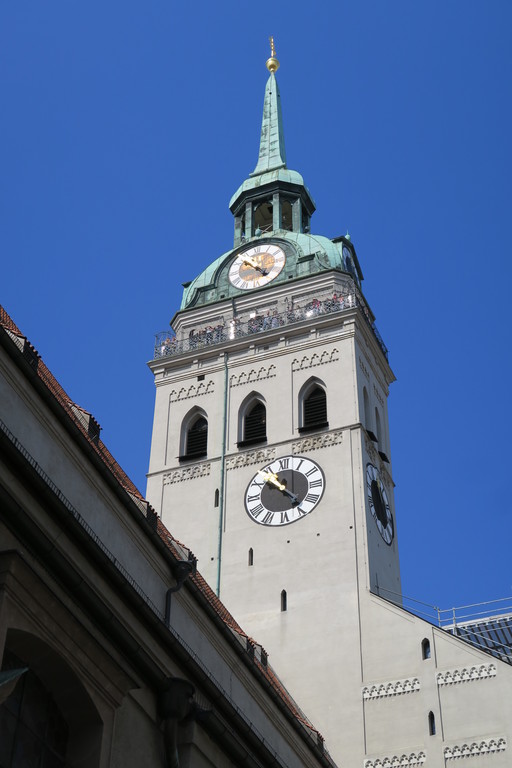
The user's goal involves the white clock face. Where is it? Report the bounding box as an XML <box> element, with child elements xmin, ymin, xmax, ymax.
<box><xmin>366</xmin><ymin>463</ymin><xmax>394</xmax><ymax>545</ymax></box>
<box><xmin>245</xmin><ymin>455</ymin><xmax>325</xmax><ymax>526</ymax></box>
<box><xmin>228</xmin><ymin>244</ymin><xmax>286</xmax><ymax>290</ymax></box>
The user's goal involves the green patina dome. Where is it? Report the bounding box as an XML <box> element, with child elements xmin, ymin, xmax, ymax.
<box><xmin>181</xmin><ymin>232</ymin><xmax>360</xmax><ymax>309</ymax></box>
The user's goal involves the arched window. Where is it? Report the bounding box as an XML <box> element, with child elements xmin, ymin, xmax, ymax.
<box><xmin>299</xmin><ymin>380</ymin><xmax>328</xmax><ymax>433</ymax></box>
<box><xmin>238</xmin><ymin>397</ymin><xmax>267</xmax><ymax>447</ymax></box>
<box><xmin>1</xmin><ymin>631</ymin><xmax>102</xmax><ymax>767</ymax></box>
<box><xmin>180</xmin><ymin>409</ymin><xmax>208</xmax><ymax>460</ymax></box>
<box><xmin>281</xmin><ymin>590</ymin><xmax>287</xmax><ymax>612</ymax></box>
<box><xmin>248</xmin><ymin>548</ymin><xmax>254</xmax><ymax>566</ymax></box>
<box><xmin>428</xmin><ymin>711</ymin><xmax>436</xmax><ymax>735</ymax></box>
<box><xmin>1</xmin><ymin>649</ymin><xmax>69</xmax><ymax>765</ymax></box>
<box><xmin>422</xmin><ymin>638</ymin><xmax>431</xmax><ymax>660</ymax></box>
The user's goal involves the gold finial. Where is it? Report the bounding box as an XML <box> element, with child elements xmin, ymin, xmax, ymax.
<box><xmin>266</xmin><ymin>36</ymin><xmax>280</xmax><ymax>73</ymax></box>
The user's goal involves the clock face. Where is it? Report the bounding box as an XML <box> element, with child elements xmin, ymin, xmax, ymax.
<box><xmin>245</xmin><ymin>455</ymin><xmax>325</xmax><ymax>526</ymax></box>
<box><xmin>228</xmin><ymin>244</ymin><xmax>286</xmax><ymax>290</ymax></box>
<box><xmin>366</xmin><ymin>463</ymin><xmax>394</xmax><ymax>545</ymax></box>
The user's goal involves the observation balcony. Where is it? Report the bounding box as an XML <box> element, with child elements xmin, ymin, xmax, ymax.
<box><xmin>153</xmin><ymin>286</ymin><xmax>388</xmax><ymax>362</ymax></box>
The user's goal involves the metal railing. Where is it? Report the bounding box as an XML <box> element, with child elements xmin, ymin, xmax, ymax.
<box><xmin>154</xmin><ymin>287</ymin><xmax>389</xmax><ymax>361</ymax></box>
<box><xmin>378</xmin><ymin>586</ymin><xmax>512</xmax><ymax>630</ymax></box>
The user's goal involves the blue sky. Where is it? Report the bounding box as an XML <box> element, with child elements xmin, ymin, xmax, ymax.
<box><xmin>2</xmin><ymin>2</ymin><xmax>511</xmax><ymax>616</ymax></box>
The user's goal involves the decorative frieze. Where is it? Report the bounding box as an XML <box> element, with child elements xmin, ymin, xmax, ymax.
<box><xmin>373</xmin><ymin>383</ymin><xmax>384</xmax><ymax>406</ymax></box>
<box><xmin>169</xmin><ymin>381</ymin><xmax>214</xmax><ymax>401</ymax></box>
<box><xmin>363</xmin><ymin>678</ymin><xmax>420</xmax><ymax>700</ymax></box>
<box><xmin>164</xmin><ymin>464</ymin><xmax>211</xmax><ymax>484</ymax></box>
<box><xmin>364</xmin><ymin>752</ymin><xmax>426</xmax><ymax>768</ymax></box>
<box><xmin>437</xmin><ymin>664</ymin><xmax>496</xmax><ymax>686</ymax></box>
<box><xmin>292</xmin><ymin>430</ymin><xmax>343</xmax><ymax>454</ymax></box>
<box><xmin>292</xmin><ymin>348</ymin><xmax>339</xmax><ymax>371</ymax></box>
<box><xmin>226</xmin><ymin>448</ymin><xmax>276</xmax><ymax>470</ymax></box>
<box><xmin>230</xmin><ymin>365</ymin><xmax>276</xmax><ymax>387</ymax></box>
<box><xmin>444</xmin><ymin>738</ymin><xmax>506</xmax><ymax>760</ymax></box>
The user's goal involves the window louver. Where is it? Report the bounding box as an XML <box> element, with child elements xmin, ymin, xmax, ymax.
<box><xmin>185</xmin><ymin>416</ymin><xmax>208</xmax><ymax>457</ymax></box>
<box><xmin>242</xmin><ymin>402</ymin><xmax>267</xmax><ymax>445</ymax></box>
<box><xmin>301</xmin><ymin>387</ymin><xmax>328</xmax><ymax>431</ymax></box>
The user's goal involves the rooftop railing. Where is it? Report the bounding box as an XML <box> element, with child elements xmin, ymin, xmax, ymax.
<box><xmin>154</xmin><ymin>288</ymin><xmax>389</xmax><ymax>361</ymax></box>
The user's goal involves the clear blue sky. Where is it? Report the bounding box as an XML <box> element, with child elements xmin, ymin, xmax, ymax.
<box><xmin>2</xmin><ymin>2</ymin><xmax>511</xmax><ymax>615</ymax></box>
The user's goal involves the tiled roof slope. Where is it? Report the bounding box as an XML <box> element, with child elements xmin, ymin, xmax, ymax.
<box><xmin>0</xmin><ymin>304</ymin><xmax>330</xmax><ymax>757</ymax></box>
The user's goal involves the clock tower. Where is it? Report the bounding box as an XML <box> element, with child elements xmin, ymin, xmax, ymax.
<box><xmin>147</xmin><ymin>44</ymin><xmax>401</xmax><ymax>762</ymax></box>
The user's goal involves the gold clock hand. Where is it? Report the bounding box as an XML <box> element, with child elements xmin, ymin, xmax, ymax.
<box><xmin>258</xmin><ymin>471</ymin><xmax>299</xmax><ymax>505</ymax></box>
<box><xmin>243</xmin><ymin>257</ymin><xmax>268</xmax><ymax>275</ymax></box>
<box><xmin>258</xmin><ymin>470</ymin><xmax>285</xmax><ymax>490</ymax></box>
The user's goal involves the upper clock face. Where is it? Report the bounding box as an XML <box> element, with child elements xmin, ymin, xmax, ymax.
<box><xmin>245</xmin><ymin>455</ymin><xmax>325</xmax><ymax>526</ymax></box>
<box><xmin>366</xmin><ymin>463</ymin><xmax>394</xmax><ymax>545</ymax></box>
<box><xmin>228</xmin><ymin>244</ymin><xmax>286</xmax><ymax>290</ymax></box>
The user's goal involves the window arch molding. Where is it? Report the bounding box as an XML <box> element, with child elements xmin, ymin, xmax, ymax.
<box><xmin>298</xmin><ymin>377</ymin><xmax>328</xmax><ymax>433</ymax></box>
<box><xmin>179</xmin><ymin>406</ymin><xmax>208</xmax><ymax>460</ymax></box>
<box><xmin>237</xmin><ymin>392</ymin><xmax>267</xmax><ymax>448</ymax></box>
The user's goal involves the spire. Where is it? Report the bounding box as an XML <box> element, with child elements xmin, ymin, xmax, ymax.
<box><xmin>251</xmin><ymin>38</ymin><xmax>286</xmax><ymax>176</ymax></box>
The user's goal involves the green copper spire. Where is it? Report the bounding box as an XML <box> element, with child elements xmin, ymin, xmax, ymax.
<box><xmin>229</xmin><ymin>40</ymin><xmax>316</xmax><ymax>244</ymax></box>
<box><xmin>251</xmin><ymin>71</ymin><xmax>287</xmax><ymax>176</ymax></box>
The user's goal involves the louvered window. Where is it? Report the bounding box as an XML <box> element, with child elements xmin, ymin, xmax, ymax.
<box><xmin>184</xmin><ymin>416</ymin><xmax>208</xmax><ymax>458</ymax></box>
<box><xmin>300</xmin><ymin>386</ymin><xmax>328</xmax><ymax>432</ymax></box>
<box><xmin>239</xmin><ymin>402</ymin><xmax>266</xmax><ymax>446</ymax></box>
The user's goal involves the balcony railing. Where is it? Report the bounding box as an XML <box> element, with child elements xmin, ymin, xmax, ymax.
<box><xmin>154</xmin><ymin>288</ymin><xmax>389</xmax><ymax>361</ymax></box>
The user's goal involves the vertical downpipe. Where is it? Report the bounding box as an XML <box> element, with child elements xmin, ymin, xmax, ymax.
<box><xmin>216</xmin><ymin>352</ymin><xmax>229</xmax><ymax>596</ymax></box>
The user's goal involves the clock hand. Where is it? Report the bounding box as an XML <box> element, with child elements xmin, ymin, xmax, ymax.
<box><xmin>242</xmin><ymin>257</ymin><xmax>269</xmax><ymax>276</ymax></box>
<box><xmin>258</xmin><ymin>471</ymin><xmax>299</xmax><ymax>505</ymax></box>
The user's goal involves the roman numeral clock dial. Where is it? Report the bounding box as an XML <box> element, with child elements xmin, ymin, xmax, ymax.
<box><xmin>228</xmin><ymin>244</ymin><xmax>286</xmax><ymax>290</ymax></box>
<box><xmin>366</xmin><ymin>463</ymin><xmax>394</xmax><ymax>545</ymax></box>
<box><xmin>245</xmin><ymin>456</ymin><xmax>325</xmax><ymax>526</ymax></box>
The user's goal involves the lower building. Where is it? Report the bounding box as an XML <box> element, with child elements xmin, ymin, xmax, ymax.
<box><xmin>0</xmin><ymin>305</ymin><xmax>335</xmax><ymax>768</ymax></box>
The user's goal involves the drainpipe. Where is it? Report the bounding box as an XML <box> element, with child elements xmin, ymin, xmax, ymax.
<box><xmin>159</xmin><ymin>677</ymin><xmax>195</xmax><ymax>768</ymax></box>
<box><xmin>216</xmin><ymin>352</ymin><xmax>229</xmax><ymax>597</ymax></box>
<box><xmin>165</xmin><ymin>558</ymin><xmax>196</xmax><ymax>627</ymax></box>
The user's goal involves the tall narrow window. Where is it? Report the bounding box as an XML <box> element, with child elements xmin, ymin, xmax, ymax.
<box><xmin>181</xmin><ymin>413</ymin><xmax>208</xmax><ymax>459</ymax></box>
<box><xmin>300</xmin><ymin>384</ymin><xmax>328</xmax><ymax>432</ymax></box>
<box><xmin>281</xmin><ymin>199</ymin><xmax>293</xmax><ymax>231</ymax></box>
<box><xmin>248</xmin><ymin>548</ymin><xmax>254</xmax><ymax>566</ymax></box>
<box><xmin>239</xmin><ymin>400</ymin><xmax>267</xmax><ymax>446</ymax></box>
<box><xmin>375</xmin><ymin>407</ymin><xmax>382</xmax><ymax>446</ymax></box>
<box><xmin>422</xmin><ymin>638</ymin><xmax>431</xmax><ymax>660</ymax></box>
<box><xmin>281</xmin><ymin>589</ymin><xmax>287</xmax><ymax>612</ymax></box>
<box><xmin>214</xmin><ymin>489</ymin><xmax>219</xmax><ymax>507</ymax></box>
<box><xmin>428</xmin><ymin>711</ymin><xmax>436</xmax><ymax>736</ymax></box>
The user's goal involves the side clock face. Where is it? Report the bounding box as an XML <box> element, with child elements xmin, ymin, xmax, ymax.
<box><xmin>366</xmin><ymin>463</ymin><xmax>394</xmax><ymax>545</ymax></box>
<box><xmin>228</xmin><ymin>244</ymin><xmax>286</xmax><ymax>290</ymax></box>
<box><xmin>245</xmin><ymin>455</ymin><xmax>325</xmax><ymax>526</ymax></box>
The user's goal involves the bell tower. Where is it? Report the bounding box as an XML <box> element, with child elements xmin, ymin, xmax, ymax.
<box><xmin>147</xmin><ymin>42</ymin><xmax>401</xmax><ymax>762</ymax></box>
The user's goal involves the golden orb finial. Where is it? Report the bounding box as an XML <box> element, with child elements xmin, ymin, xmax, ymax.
<box><xmin>266</xmin><ymin>36</ymin><xmax>280</xmax><ymax>73</ymax></box>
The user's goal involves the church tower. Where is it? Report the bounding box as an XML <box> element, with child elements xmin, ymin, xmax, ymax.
<box><xmin>147</xmin><ymin>42</ymin><xmax>402</xmax><ymax>760</ymax></box>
